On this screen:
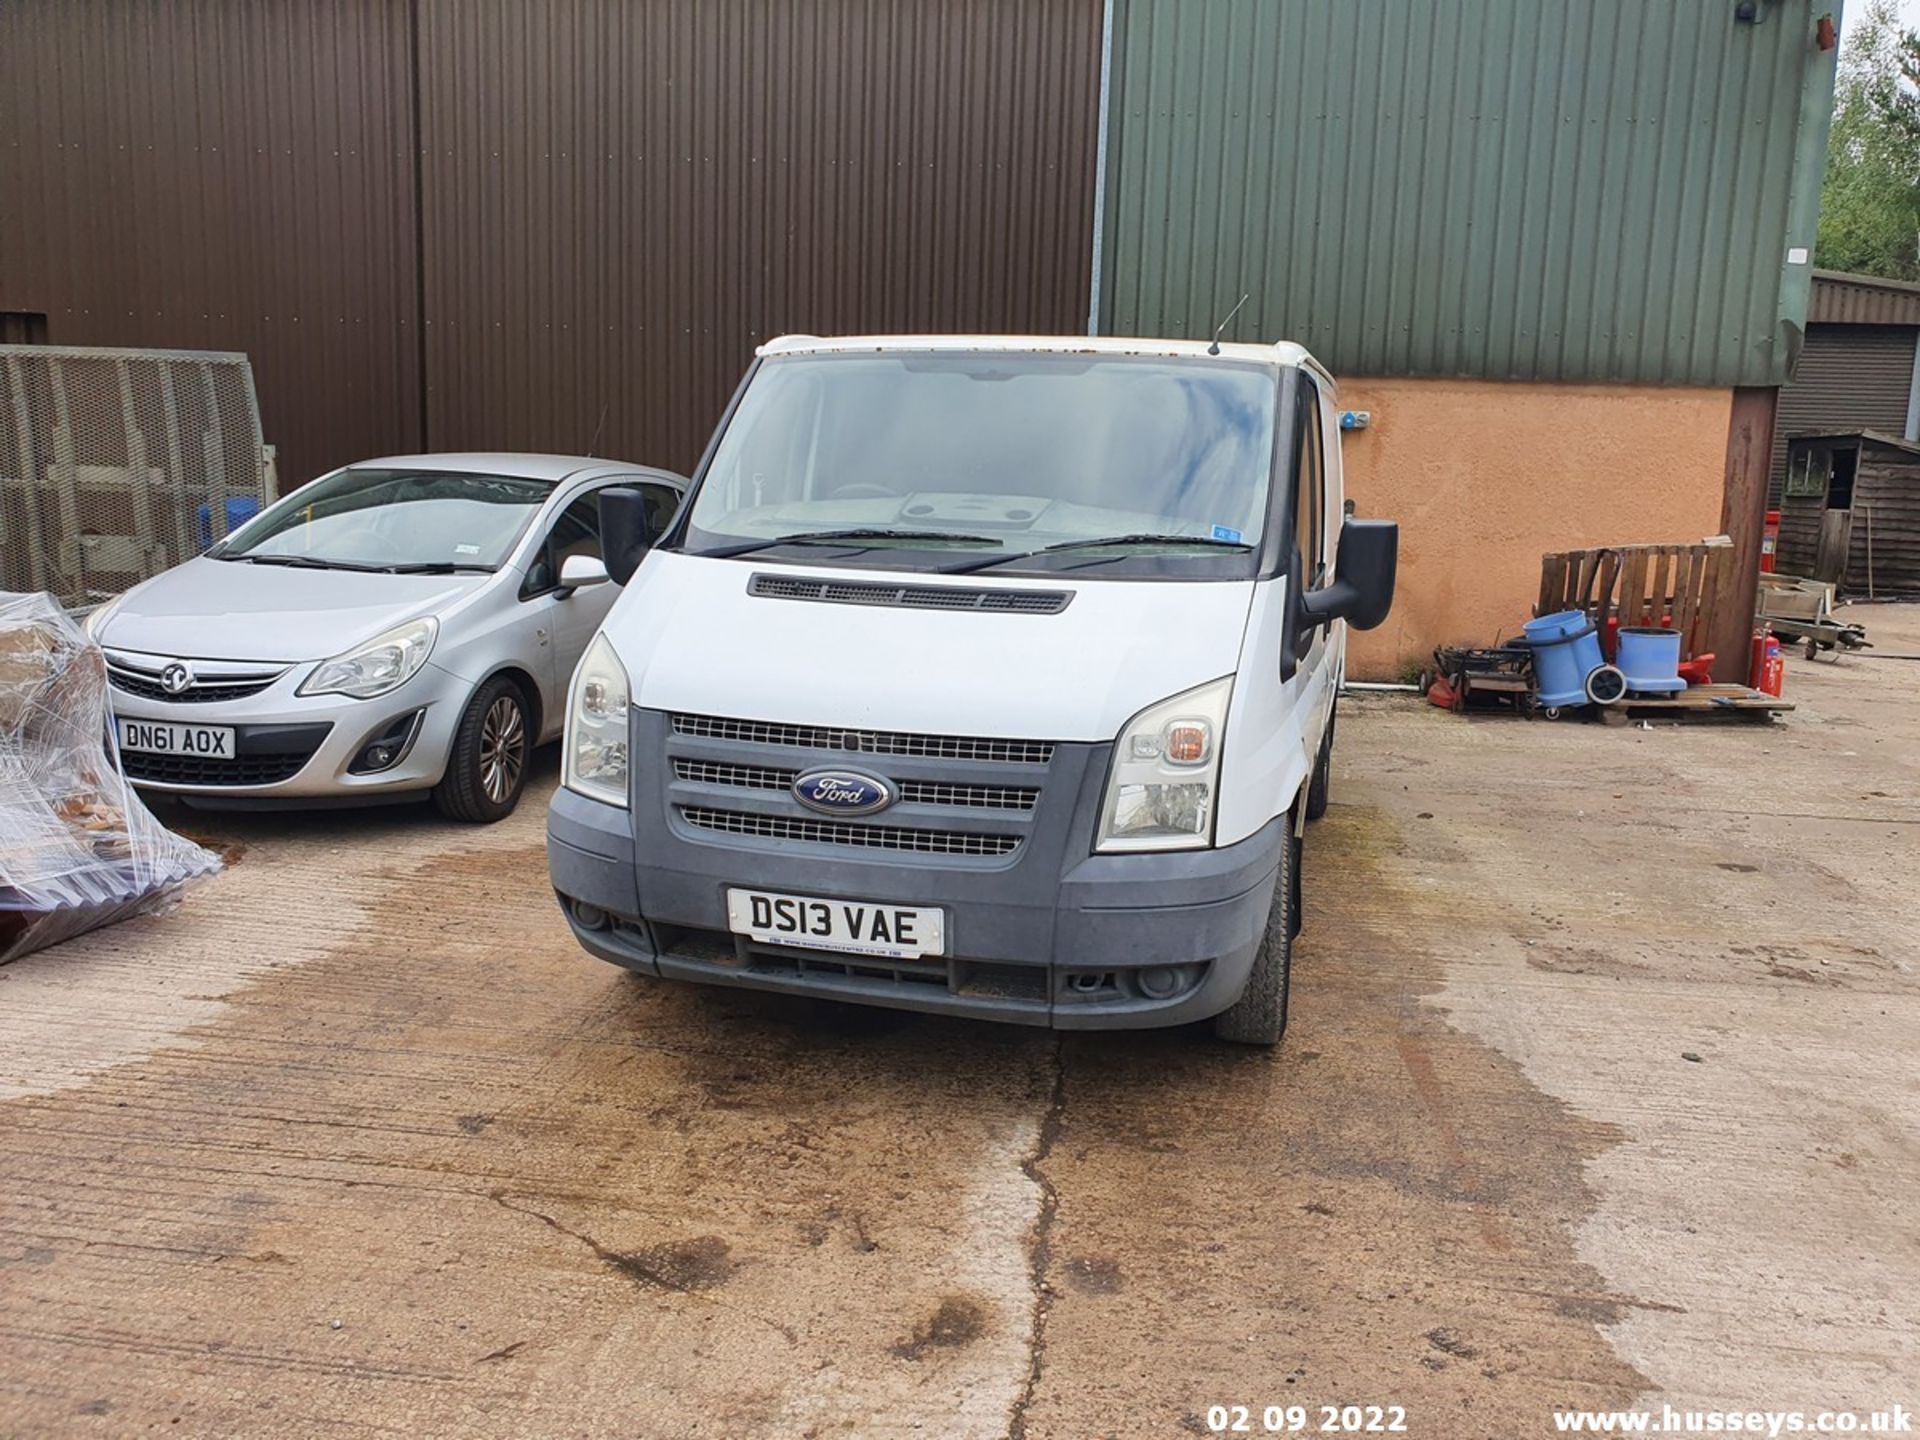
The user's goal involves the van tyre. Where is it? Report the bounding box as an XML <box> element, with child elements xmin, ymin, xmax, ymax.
<box><xmin>1212</xmin><ymin>818</ymin><xmax>1297</xmax><ymax>1047</ymax></box>
<box><xmin>434</xmin><ymin>676</ymin><xmax>530</xmax><ymax>824</ymax></box>
<box><xmin>1305</xmin><ymin>705</ymin><xmax>1335</xmax><ymax>821</ymax></box>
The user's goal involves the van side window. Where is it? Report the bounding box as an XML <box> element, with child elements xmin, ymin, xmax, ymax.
<box><xmin>1294</xmin><ymin>378</ymin><xmax>1326</xmax><ymax>584</ymax></box>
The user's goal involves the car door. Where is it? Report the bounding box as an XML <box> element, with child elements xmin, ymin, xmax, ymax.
<box><xmin>531</xmin><ymin>476</ymin><xmax>683</xmax><ymax>717</ymax></box>
<box><xmin>521</xmin><ymin>487</ymin><xmax>614</xmax><ymax>730</ymax></box>
<box><xmin>1290</xmin><ymin>372</ymin><xmax>1335</xmax><ymax>760</ymax></box>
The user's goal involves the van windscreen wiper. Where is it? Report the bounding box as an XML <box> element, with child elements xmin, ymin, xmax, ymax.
<box><xmin>940</xmin><ymin>532</ymin><xmax>1253</xmax><ymax>573</ymax></box>
<box><xmin>698</xmin><ymin>528</ymin><xmax>1005</xmax><ymax>559</ymax></box>
<box><xmin>379</xmin><ymin>561</ymin><xmax>495</xmax><ymax>574</ymax></box>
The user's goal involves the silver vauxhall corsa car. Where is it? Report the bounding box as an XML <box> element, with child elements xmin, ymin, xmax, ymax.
<box><xmin>85</xmin><ymin>454</ymin><xmax>685</xmax><ymax>821</ymax></box>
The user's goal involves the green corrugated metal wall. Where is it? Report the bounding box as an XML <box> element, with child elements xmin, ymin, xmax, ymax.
<box><xmin>1096</xmin><ymin>0</ymin><xmax>1839</xmax><ymax>388</ymax></box>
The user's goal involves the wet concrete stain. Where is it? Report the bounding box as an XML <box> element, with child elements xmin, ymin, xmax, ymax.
<box><xmin>1425</xmin><ymin>1327</ymin><xmax>1478</xmax><ymax>1358</ymax></box>
<box><xmin>1060</xmin><ymin>1256</ymin><xmax>1123</xmax><ymax>1295</ymax></box>
<box><xmin>615</xmin><ymin>1235</ymin><xmax>734</xmax><ymax>1292</ymax></box>
<box><xmin>485</xmin><ymin>1190</ymin><xmax>728</xmax><ymax>1293</ymax></box>
<box><xmin>0</xmin><ymin>778</ymin><xmax>1668</xmax><ymax>1438</ymax></box>
<box><xmin>1012</xmin><ymin>797</ymin><xmax>1653</xmax><ymax>1436</ymax></box>
<box><xmin>1526</xmin><ymin>944</ymin><xmax>1651</xmax><ymax>979</ymax></box>
<box><xmin>890</xmin><ymin>1295</ymin><xmax>991</xmax><ymax>1360</ymax></box>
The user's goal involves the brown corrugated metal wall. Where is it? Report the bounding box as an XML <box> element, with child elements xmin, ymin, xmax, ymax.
<box><xmin>417</xmin><ymin>0</ymin><xmax>1101</xmax><ymax>472</ymax></box>
<box><xmin>0</xmin><ymin>0</ymin><xmax>423</xmax><ymax>490</ymax></box>
<box><xmin>1808</xmin><ymin>271</ymin><xmax>1920</xmax><ymax>327</ymax></box>
<box><xmin>1769</xmin><ymin>324</ymin><xmax>1919</xmax><ymax>504</ymax></box>
<box><xmin>1</xmin><ymin>0</ymin><xmax>1102</xmax><ymax>485</ymax></box>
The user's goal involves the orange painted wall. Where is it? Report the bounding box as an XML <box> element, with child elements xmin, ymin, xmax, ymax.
<box><xmin>1337</xmin><ymin>378</ymin><xmax>1733</xmax><ymax>679</ymax></box>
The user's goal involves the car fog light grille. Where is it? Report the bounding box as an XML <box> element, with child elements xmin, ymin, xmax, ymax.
<box><xmin>348</xmin><ymin>710</ymin><xmax>426</xmax><ymax>775</ymax></box>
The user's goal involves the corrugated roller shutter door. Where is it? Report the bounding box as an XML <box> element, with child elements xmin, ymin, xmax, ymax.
<box><xmin>1770</xmin><ymin>325</ymin><xmax>1918</xmax><ymax>502</ymax></box>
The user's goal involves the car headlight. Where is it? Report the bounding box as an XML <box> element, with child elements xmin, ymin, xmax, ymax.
<box><xmin>82</xmin><ymin>594</ymin><xmax>124</xmax><ymax>642</ymax></box>
<box><xmin>1096</xmin><ymin>676</ymin><xmax>1234</xmax><ymax>853</ymax></box>
<box><xmin>564</xmin><ymin>631</ymin><xmax>630</xmax><ymax>808</ymax></box>
<box><xmin>297</xmin><ymin>617</ymin><xmax>437</xmax><ymax>699</ymax></box>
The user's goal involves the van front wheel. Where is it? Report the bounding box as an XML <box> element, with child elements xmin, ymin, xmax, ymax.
<box><xmin>1212</xmin><ymin>820</ymin><xmax>1297</xmax><ymax>1047</ymax></box>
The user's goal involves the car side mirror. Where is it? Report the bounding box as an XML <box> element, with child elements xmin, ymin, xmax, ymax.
<box><xmin>598</xmin><ymin>487</ymin><xmax>658</xmax><ymax>585</ymax></box>
<box><xmin>556</xmin><ymin>553</ymin><xmax>610</xmax><ymax>596</ymax></box>
<box><xmin>1300</xmin><ymin>518</ymin><xmax>1398</xmax><ymax>632</ymax></box>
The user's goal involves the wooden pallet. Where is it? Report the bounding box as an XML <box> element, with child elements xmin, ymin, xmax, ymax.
<box><xmin>1620</xmin><ymin>682</ymin><xmax>1792</xmax><ymax>717</ymax></box>
<box><xmin>1539</xmin><ymin>541</ymin><xmax>1731</xmax><ymax>662</ymax></box>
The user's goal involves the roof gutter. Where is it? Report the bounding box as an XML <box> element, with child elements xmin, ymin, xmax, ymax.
<box><xmin>1775</xmin><ymin>5</ymin><xmax>1841</xmax><ymax>383</ymax></box>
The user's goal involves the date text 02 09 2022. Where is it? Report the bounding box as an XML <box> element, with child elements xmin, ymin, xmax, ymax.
<box><xmin>1206</xmin><ymin>1404</ymin><xmax>1408</xmax><ymax>1435</ymax></box>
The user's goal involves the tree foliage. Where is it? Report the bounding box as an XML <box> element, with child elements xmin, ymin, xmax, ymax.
<box><xmin>1816</xmin><ymin>0</ymin><xmax>1920</xmax><ymax>281</ymax></box>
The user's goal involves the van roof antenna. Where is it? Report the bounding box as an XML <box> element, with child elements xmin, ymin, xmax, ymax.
<box><xmin>585</xmin><ymin>402</ymin><xmax>610</xmax><ymax>457</ymax></box>
<box><xmin>1207</xmin><ymin>293</ymin><xmax>1250</xmax><ymax>355</ymax></box>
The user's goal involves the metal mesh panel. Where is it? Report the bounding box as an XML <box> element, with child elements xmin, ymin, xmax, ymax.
<box><xmin>670</xmin><ymin>757</ymin><xmax>1039</xmax><ymax>811</ymax></box>
<box><xmin>0</xmin><ymin>346</ymin><xmax>275</xmax><ymax>608</ymax></box>
<box><xmin>670</xmin><ymin>712</ymin><xmax>1055</xmax><ymax>765</ymax></box>
<box><xmin>679</xmin><ymin>806</ymin><xmax>1021</xmax><ymax>858</ymax></box>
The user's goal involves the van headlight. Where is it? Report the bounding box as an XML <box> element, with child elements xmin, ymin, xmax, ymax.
<box><xmin>298</xmin><ymin>617</ymin><xmax>437</xmax><ymax>699</ymax></box>
<box><xmin>564</xmin><ymin>631</ymin><xmax>630</xmax><ymax>807</ymax></box>
<box><xmin>1096</xmin><ymin>676</ymin><xmax>1233</xmax><ymax>853</ymax></box>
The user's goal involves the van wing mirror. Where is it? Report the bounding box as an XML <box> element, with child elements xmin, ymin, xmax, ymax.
<box><xmin>1300</xmin><ymin>518</ymin><xmax>1398</xmax><ymax>632</ymax></box>
<box><xmin>598</xmin><ymin>487</ymin><xmax>657</xmax><ymax>585</ymax></box>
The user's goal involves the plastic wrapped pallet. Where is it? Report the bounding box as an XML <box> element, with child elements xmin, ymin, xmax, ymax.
<box><xmin>0</xmin><ymin>593</ymin><xmax>221</xmax><ymax>964</ymax></box>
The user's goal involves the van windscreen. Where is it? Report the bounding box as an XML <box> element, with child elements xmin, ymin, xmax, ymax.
<box><xmin>678</xmin><ymin>351</ymin><xmax>1279</xmax><ymax>576</ymax></box>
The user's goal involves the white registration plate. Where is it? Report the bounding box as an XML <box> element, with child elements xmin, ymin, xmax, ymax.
<box><xmin>118</xmin><ymin>719</ymin><xmax>236</xmax><ymax>759</ymax></box>
<box><xmin>725</xmin><ymin>888</ymin><xmax>946</xmax><ymax>961</ymax></box>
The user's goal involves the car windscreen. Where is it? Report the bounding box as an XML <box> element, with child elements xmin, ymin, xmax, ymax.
<box><xmin>677</xmin><ymin>352</ymin><xmax>1279</xmax><ymax>576</ymax></box>
<box><xmin>216</xmin><ymin>469</ymin><xmax>555</xmax><ymax>571</ymax></box>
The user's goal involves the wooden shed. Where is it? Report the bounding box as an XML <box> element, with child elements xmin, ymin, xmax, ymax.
<box><xmin>1777</xmin><ymin>430</ymin><xmax>1920</xmax><ymax>598</ymax></box>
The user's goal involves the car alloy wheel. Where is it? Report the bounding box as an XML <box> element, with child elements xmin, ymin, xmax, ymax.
<box><xmin>478</xmin><ymin>694</ymin><xmax>526</xmax><ymax>804</ymax></box>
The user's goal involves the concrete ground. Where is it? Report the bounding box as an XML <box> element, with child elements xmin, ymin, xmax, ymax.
<box><xmin>1</xmin><ymin>606</ymin><xmax>1916</xmax><ymax>1438</ymax></box>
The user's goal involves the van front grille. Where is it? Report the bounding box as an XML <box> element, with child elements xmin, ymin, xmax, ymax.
<box><xmin>899</xmin><ymin>780</ymin><xmax>1037</xmax><ymax>811</ymax></box>
<box><xmin>670</xmin><ymin>713</ymin><xmax>1053</xmax><ymax>766</ymax></box>
<box><xmin>673</xmin><ymin>758</ymin><xmax>796</xmax><ymax>792</ymax></box>
<box><xmin>679</xmin><ymin>806</ymin><xmax>1021</xmax><ymax>858</ymax></box>
<box><xmin>671</xmin><ymin>758</ymin><xmax>1038</xmax><ymax>811</ymax></box>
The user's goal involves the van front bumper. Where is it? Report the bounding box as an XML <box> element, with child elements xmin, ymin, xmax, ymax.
<box><xmin>547</xmin><ymin>783</ymin><xmax>1286</xmax><ymax>1030</ymax></box>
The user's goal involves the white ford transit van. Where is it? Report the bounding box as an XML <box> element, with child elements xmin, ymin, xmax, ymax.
<box><xmin>546</xmin><ymin>336</ymin><xmax>1395</xmax><ymax>1045</ymax></box>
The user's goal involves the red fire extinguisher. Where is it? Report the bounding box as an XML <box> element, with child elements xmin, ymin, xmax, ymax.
<box><xmin>1760</xmin><ymin>510</ymin><xmax>1781</xmax><ymax>574</ymax></box>
<box><xmin>1750</xmin><ymin>630</ymin><xmax>1785</xmax><ymax>696</ymax></box>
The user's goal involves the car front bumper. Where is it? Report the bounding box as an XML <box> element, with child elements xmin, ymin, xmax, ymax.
<box><xmin>105</xmin><ymin>651</ymin><xmax>474</xmax><ymax>802</ymax></box>
<box><xmin>547</xmin><ymin>781</ymin><xmax>1287</xmax><ymax>1031</ymax></box>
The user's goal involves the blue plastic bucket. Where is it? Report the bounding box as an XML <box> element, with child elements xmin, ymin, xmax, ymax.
<box><xmin>1523</xmin><ymin>609</ymin><xmax>1605</xmax><ymax>708</ymax></box>
<box><xmin>1616</xmin><ymin>627</ymin><xmax>1685</xmax><ymax>694</ymax></box>
<box><xmin>197</xmin><ymin>496</ymin><xmax>261</xmax><ymax>549</ymax></box>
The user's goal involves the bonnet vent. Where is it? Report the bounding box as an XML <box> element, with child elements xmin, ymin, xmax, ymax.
<box><xmin>747</xmin><ymin>573</ymin><xmax>1072</xmax><ymax>615</ymax></box>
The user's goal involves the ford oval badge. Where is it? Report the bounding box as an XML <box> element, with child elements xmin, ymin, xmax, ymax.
<box><xmin>792</xmin><ymin>768</ymin><xmax>894</xmax><ymax>817</ymax></box>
